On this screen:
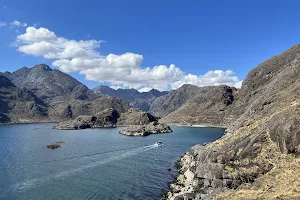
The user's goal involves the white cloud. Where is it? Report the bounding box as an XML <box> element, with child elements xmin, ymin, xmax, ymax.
<box><xmin>138</xmin><ymin>87</ymin><xmax>153</xmax><ymax>92</ymax></box>
<box><xmin>109</xmin><ymin>85</ymin><xmax>125</xmax><ymax>90</ymax></box>
<box><xmin>17</xmin><ymin>27</ymin><xmax>102</xmax><ymax>60</ymax></box>
<box><xmin>0</xmin><ymin>22</ymin><xmax>6</xmax><ymax>27</ymax></box>
<box><xmin>15</xmin><ymin>26</ymin><xmax>242</xmax><ymax>91</ymax></box>
<box><xmin>171</xmin><ymin>70</ymin><xmax>241</xmax><ymax>89</ymax></box>
<box><xmin>234</xmin><ymin>80</ymin><xmax>243</xmax><ymax>88</ymax></box>
<box><xmin>10</xmin><ymin>20</ymin><xmax>27</xmax><ymax>27</ymax></box>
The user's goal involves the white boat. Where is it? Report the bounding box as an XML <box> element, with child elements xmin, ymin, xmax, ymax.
<box><xmin>155</xmin><ymin>141</ymin><xmax>162</xmax><ymax>145</ymax></box>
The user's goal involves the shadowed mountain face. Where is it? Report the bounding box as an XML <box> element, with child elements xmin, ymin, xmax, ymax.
<box><xmin>0</xmin><ymin>75</ymin><xmax>48</xmax><ymax>123</ymax></box>
<box><xmin>1</xmin><ymin>64</ymin><xmax>97</xmax><ymax>101</ymax></box>
<box><xmin>92</xmin><ymin>86</ymin><xmax>168</xmax><ymax>111</ymax></box>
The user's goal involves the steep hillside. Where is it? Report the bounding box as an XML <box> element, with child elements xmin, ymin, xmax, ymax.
<box><xmin>93</xmin><ymin>86</ymin><xmax>168</xmax><ymax>111</ymax></box>
<box><xmin>0</xmin><ymin>75</ymin><xmax>48</xmax><ymax>123</ymax></box>
<box><xmin>149</xmin><ymin>84</ymin><xmax>209</xmax><ymax>117</ymax></box>
<box><xmin>160</xmin><ymin>85</ymin><xmax>236</xmax><ymax>126</ymax></box>
<box><xmin>166</xmin><ymin>44</ymin><xmax>300</xmax><ymax>200</ymax></box>
<box><xmin>1</xmin><ymin>64</ymin><xmax>97</xmax><ymax>101</ymax></box>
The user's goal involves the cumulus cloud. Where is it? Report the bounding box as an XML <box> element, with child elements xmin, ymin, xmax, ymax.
<box><xmin>16</xmin><ymin>27</ymin><xmax>102</xmax><ymax>59</ymax></box>
<box><xmin>15</xmin><ymin>26</ymin><xmax>242</xmax><ymax>91</ymax></box>
<box><xmin>171</xmin><ymin>70</ymin><xmax>241</xmax><ymax>89</ymax></box>
<box><xmin>10</xmin><ymin>20</ymin><xmax>27</xmax><ymax>27</ymax></box>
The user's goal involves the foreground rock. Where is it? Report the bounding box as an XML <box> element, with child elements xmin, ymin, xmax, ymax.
<box><xmin>119</xmin><ymin>121</ymin><xmax>172</xmax><ymax>136</ymax></box>
<box><xmin>55</xmin><ymin>108</ymin><xmax>119</xmax><ymax>130</ymax></box>
<box><xmin>45</xmin><ymin>143</ymin><xmax>61</xmax><ymax>149</ymax></box>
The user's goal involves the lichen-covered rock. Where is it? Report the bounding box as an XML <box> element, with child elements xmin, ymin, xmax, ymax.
<box><xmin>119</xmin><ymin>121</ymin><xmax>172</xmax><ymax>136</ymax></box>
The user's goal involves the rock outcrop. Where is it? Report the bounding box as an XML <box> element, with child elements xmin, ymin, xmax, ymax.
<box><xmin>119</xmin><ymin>121</ymin><xmax>173</xmax><ymax>136</ymax></box>
<box><xmin>165</xmin><ymin>44</ymin><xmax>300</xmax><ymax>200</ymax></box>
<box><xmin>55</xmin><ymin>108</ymin><xmax>119</xmax><ymax>130</ymax></box>
<box><xmin>117</xmin><ymin>108</ymin><xmax>158</xmax><ymax>126</ymax></box>
<box><xmin>93</xmin><ymin>86</ymin><xmax>168</xmax><ymax>111</ymax></box>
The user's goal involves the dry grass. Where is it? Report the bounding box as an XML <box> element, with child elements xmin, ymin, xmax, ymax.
<box><xmin>215</xmin><ymin>156</ymin><xmax>300</xmax><ymax>200</ymax></box>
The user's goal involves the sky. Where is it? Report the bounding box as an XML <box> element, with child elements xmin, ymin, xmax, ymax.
<box><xmin>0</xmin><ymin>0</ymin><xmax>300</xmax><ymax>92</ymax></box>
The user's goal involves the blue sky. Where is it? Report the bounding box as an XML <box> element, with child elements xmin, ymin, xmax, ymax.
<box><xmin>0</xmin><ymin>0</ymin><xmax>299</xmax><ymax>91</ymax></box>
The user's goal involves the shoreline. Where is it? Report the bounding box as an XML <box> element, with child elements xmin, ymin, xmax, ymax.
<box><xmin>167</xmin><ymin>123</ymin><xmax>227</xmax><ymax>129</ymax></box>
<box><xmin>162</xmin><ymin>127</ymin><xmax>226</xmax><ymax>200</ymax></box>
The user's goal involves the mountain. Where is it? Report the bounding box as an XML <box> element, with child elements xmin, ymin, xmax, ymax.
<box><xmin>166</xmin><ymin>44</ymin><xmax>300</xmax><ymax>199</ymax></box>
<box><xmin>160</xmin><ymin>85</ymin><xmax>236</xmax><ymax>125</ymax></box>
<box><xmin>149</xmin><ymin>84</ymin><xmax>217</xmax><ymax>117</ymax></box>
<box><xmin>92</xmin><ymin>86</ymin><xmax>168</xmax><ymax>111</ymax></box>
<box><xmin>0</xmin><ymin>75</ymin><xmax>48</xmax><ymax>123</ymax></box>
<box><xmin>1</xmin><ymin>64</ymin><xmax>97</xmax><ymax>101</ymax></box>
<box><xmin>0</xmin><ymin>65</ymin><xmax>131</xmax><ymax>123</ymax></box>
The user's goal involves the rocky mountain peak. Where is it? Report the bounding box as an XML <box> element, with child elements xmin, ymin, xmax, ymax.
<box><xmin>33</xmin><ymin>64</ymin><xmax>53</xmax><ymax>71</ymax></box>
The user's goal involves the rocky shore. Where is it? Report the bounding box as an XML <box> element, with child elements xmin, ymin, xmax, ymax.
<box><xmin>119</xmin><ymin>121</ymin><xmax>172</xmax><ymax>136</ymax></box>
<box><xmin>163</xmin><ymin>144</ymin><xmax>232</xmax><ymax>200</ymax></box>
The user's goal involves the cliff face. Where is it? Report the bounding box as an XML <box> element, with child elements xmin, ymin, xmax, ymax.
<box><xmin>166</xmin><ymin>44</ymin><xmax>300</xmax><ymax>200</ymax></box>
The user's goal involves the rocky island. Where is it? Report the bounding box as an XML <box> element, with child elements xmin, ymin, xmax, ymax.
<box><xmin>119</xmin><ymin>121</ymin><xmax>172</xmax><ymax>136</ymax></box>
<box><xmin>55</xmin><ymin>107</ymin><xmax>172</xmax><ymax>136</ymax></box>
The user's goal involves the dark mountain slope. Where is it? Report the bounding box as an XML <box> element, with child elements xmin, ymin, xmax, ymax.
<box><xmin>0</xmin><ymin>75</ymin><xmax>48</xmax><ymax>123</ymax></box>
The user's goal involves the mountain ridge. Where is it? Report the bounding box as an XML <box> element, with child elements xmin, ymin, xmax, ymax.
<box><xmin>93</xmin><ymin>85</ymin><xmax>168</xmax><ymax>111</ymax></box>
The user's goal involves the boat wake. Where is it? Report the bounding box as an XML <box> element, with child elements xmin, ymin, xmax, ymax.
<box><xmin>13</xmin><ymin>144</ymin><xmax>158</xmax><ymax>191</ymax></box>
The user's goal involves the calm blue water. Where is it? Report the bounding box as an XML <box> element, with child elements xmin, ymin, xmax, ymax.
<box><xmin>0</xmin><ymin>123</ymin><xmax>224</xmax><ymax>200</ymax></box>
